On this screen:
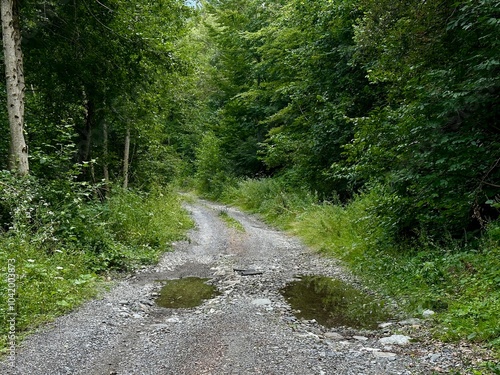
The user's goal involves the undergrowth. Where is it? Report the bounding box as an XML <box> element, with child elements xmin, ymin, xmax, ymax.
<box><xmin>221</xmin><ymin>177</ymin><xmax>500</xmax><ymax>356</ymax></box>
<box><xmin>0</xmin><ymin>181</ymin><xmax>192</xmax><ymax>354</ymax></box>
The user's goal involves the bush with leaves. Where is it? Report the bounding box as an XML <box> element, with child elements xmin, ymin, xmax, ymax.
<box><xmin>194</xmin><ymin>131</ymin><xmax>233</xmax><ymax>198</ymax></box>
<box><xmin>345</xmin><ymin>0</ymin><xmax>500</xmax><ymax>237</ymax></box>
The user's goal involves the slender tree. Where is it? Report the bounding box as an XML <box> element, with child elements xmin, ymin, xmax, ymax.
<box><xmin>102</xmin><ymin>120</ymin><xmax>110</xmax><ymax>196</ymax></box>
<box><xmin>123</xmin><ymin>126</ymin><xmax>130</xmax><ymax>189</ymax></box>
<box><xmin>1</xmin><ymin>0</ymin><xmax>28</xmax><ymax>175</ymax></box>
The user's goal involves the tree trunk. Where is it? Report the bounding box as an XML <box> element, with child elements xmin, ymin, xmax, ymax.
<box><xmin>103</xmin><ymin>121</ymin><xmax>110</xmax><ymax>197</ymax></box>
<box><xmin>76</xmin><ymin>97</ymin><xmax>93</xmax><ymax>181</ymax></box>
<box><xmin>1</xmin><ymin>0</ymin><xmax>28</xmax><ymax>175</ymax></box>
<box><xmin>123</xmin><ymin>127</ymin><xmax>130</xmax><ymax>189</ymax></box>
<box><xmin>82</xmin><ymin>99</ymin><xmax>93</xmax><ymax>163</ymax></box>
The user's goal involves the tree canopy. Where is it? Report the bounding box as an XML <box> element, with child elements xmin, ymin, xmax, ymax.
<box><xmin>196</xmin><ymin>0</ymin><xmax>500</xmax><ymax>238</ymax></box>
<box><xmin>0</xmin><ymin>0</ymin><xmax>497</xmax><ymax>241</ymax></box>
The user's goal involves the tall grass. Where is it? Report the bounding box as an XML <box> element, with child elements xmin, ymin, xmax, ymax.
<box><xmin>102</xmin><ymin>187</ymin><xmax>193</xmax><ymax>270</ymax></box>
<box><xmin>222</xmin><ymin>177</ymin><xmax>315</xmax><ymax>228</ymax></box>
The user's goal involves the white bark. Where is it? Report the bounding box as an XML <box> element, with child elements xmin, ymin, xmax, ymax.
<box><xmin>1</xmin><ymin>0</ymin><xmax>28</xmax><ymax>175</ymax></box>
<box><xmin>103</xmin><ymin>121</ymin><xmax>110</xmax><ymax>197</ymax></box>
<box><xmin>123</xmin><ymin>127</ymin><xmax>130</xmax><ymax>189</ymax></box>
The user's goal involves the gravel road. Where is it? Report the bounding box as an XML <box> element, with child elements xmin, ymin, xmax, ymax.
<box><xmin>0</xmin><ymin>200</ymin><xmax>491</xmax><ymax>374</ymax></box>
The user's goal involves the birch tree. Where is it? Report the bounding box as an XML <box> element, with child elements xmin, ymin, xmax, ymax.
<box><xmin>123</xmin><ymin>126</ymin><xmax>130</xmax><ymax>189</ymax></box>
<box><xmin>1</xmin><ymin>0</ymin><xmax>28</xmax><ymax>175</ymax></box>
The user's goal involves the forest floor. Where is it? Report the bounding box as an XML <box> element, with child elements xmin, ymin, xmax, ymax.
<box><xmin>0</xmin><ymin>200</ymin><xmax>494</xmax><ymax>374</ymax></box>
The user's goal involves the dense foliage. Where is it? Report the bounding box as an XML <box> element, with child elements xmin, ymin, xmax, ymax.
<box><xmin>192</xmin><ymin>0</ymin><xmax>500</xmax><ymax>350</ymax></box>
<box><xmin>199</xmin><ymin>0</ymin><xmax>500</xmax><ymax>240</ymax></box>
<box><xmin>19</xmin><ymin>0</ymin><xmax>199</xmax><ymax>189</ymax></box>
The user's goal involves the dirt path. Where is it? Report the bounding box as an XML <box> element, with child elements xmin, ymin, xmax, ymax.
<box><xmin>0</xmin><ymin>200</ymin><xmax>486</xmax><ymax>374</ymax></box>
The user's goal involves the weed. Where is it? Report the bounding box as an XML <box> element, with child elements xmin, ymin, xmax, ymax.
<box><xmin>218</xmin><ymin>210</ymin><xmax>245</xmax><ymax>232</ymax></box>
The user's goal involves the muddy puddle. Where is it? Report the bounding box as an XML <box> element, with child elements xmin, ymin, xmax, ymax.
<box><xmin>281</xmin><ymin>275</ymin><xmax>391</xmax><ymax>329</ymax></box>
<box><xmin>155</xmin><ymin>277</ymin><xmax>220</xmax><ymax>308</ymax></box>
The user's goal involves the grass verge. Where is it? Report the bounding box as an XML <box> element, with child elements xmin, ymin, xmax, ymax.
<box><xmin>221</xmin><ymin>178</ymin><xmax>500</xmax><ymax>359</ymax></box>
<box><xmin>0</xmin><ymin>187</ymin><xmax>192</xmax><ymax>355</ymax></box>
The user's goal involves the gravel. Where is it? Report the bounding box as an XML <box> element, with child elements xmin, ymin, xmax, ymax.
<box><xmin>0</xmin><ymin>200</ymin><xmax>494</xmax><ymax>374</ymax></box>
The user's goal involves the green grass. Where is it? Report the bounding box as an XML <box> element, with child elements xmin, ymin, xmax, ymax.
<box><xmin>222</xmin><ymin>178</ymin><xmax>500</xmax><ymax>357</ymax></box>
<box><xmin>103</xmin><ymin>187</ymin><xmax>193</xmax><ymax>269</ymax></box>
<box><xmin>221</xmin><ymin>177</ymin><xmax>315</xmax><ymax>229</ymax></box>
<box><xmin>0</xmin><ymin>187</ymin><xmax>192</xmax><ymax>354</ymax></box>
<box><xmin>0</xmin><ymin>238</ymin><xmax>100</xmax><ymax>354</ymax></box>
<box><xmin>218</xmin><ymin>210</ymin><xmax>245</xmax><ymax>232</ymax></box>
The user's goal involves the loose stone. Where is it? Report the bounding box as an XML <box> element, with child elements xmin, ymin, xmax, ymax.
<box><xmin>379</xmin><ymin>335</ymin><xmax>411</xmax><ymax>346</ymax></box>
<box><xmin>422</xmin><ymin>309</ymin><xmax>435</xmax><ymax>318</ymax></box>
<box><xmin>373</xmin><ymin>351</ymin><xmax>398</xmax><ymax>359</ymax></box>
<box><xmin>324</xmin><ymin>332</ymin><xmax>344</xmax><ymax>340</ymax></box>
<box><xmin>251</xmin><ymin>298</ymin><xmax>272</xmax><ymax>306</ymax></box>
<box><xmin>353</xmin><ymin>336</ymin><xmax>369</xmax><ymax>341</ymax></box>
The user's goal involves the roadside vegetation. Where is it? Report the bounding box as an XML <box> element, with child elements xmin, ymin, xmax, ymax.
<box><xmin>0</xmin><ymin>182</ymin><xmax>191</xmax><ymax>354</ymax></box>
<box><xmin>218</xmin><ymin>178</ymin><xmax>500</xmax><ymax>353</ymax></box>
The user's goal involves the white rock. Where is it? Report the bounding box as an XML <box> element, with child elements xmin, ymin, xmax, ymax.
<box><xmin>353</xmin><ymin>336</ymin><xmax>369</xmax><ymax>341</ymax></box>
<box><xmin>422</xmin><ymin>309</ymin><xmax>435</xmax><ymax>318</ymax></box>
<box><xmin>252</xmin><ymin>298</ymin><xmax>272</xmax><ymax>306</ymax></box>
<box><xmin>362</xmin><ymin>347</ymin><xmax>381</xmax><ymax>352</ymax></box>
<box><xmin>165</xmin><ymin>317</ymin><xmax>181</xmax><ymax>323</ymax></box>
<box><xmin>378</xmin><ymin>335</ymin><xmax>411</xmax><ymax>345</ymax></box>
<box><xmin>379</xmin><ymin>322</ymin><xmax>393</xmax><ymax>328</ymax></box>
<box><xmin>306</xmin><ymin>331</ymin><xmax>320</xmax><ymax>340</ymax></box>
<box><xmin>399</xmin><ymin>318</ymin><xmax>421</xmax><ymax>326</ymax></box>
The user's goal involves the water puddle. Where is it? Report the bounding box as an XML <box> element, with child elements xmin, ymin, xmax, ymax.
<box><xmin>281</xmin><ymin>275</ymin><xmax>391</xmax><ymax>329</ymax></box>
<box><xmin>155</xmin><ymin>277</ymin><xmax>220</xmax><ymax>308</ymax></box>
